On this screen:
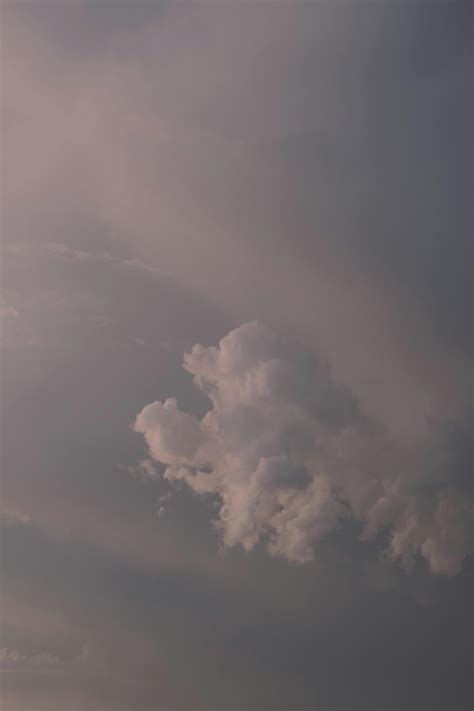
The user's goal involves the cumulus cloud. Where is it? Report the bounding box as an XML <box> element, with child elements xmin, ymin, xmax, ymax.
<box><xmin>134</xmin><ymin>322</ymin><xmax>472</xmax><ymax>574</ymax></box>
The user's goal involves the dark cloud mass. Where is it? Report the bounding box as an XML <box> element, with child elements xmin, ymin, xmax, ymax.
<box><xmin>1</xmin><ymin>1</ymin><xmax>472</xmax><ymax>710</ymax></box>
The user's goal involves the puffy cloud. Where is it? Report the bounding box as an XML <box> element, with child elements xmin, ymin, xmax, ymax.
<box><xmin>134</xmin><ymin>397</ymin><xmax>208</xmax><ymax>466</ymax></box>
<box><xmin>386</xmin><ymin>490</ymin><xmax>472</xmax><ymax>576</ymax></box>
<box><xmin>134</xmin><ymin>322</ymin><xmax>472</xmax><ymax>573</ymax></box>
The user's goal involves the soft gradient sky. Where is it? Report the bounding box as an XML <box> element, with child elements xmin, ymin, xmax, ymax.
<box><xmin>1</xmin><ymin>2</ymin><xmax>472</xmax><ymax>710</ymax></box>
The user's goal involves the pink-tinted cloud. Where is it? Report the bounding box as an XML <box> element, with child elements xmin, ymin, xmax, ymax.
<box><xmin>135</xmin><ymin>322</ymin><xmax>472</xmax><ymax>573</ymax></box>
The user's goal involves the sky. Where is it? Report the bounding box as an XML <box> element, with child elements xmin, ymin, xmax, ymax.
<box><xmin>0</xmin><ymin>1</ymin><xmax>472</xmax><ymax>710</ymax></box>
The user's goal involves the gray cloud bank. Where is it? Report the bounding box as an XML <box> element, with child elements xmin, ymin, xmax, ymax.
<box><xmin>135</xmin><ymin>322</ymin><xmax>472</xmax><ymax>575</ymax></box>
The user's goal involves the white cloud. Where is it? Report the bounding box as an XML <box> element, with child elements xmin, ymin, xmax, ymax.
<box><xmin>134</xmin><ymin>397</ymin><xmax>208</xmax><ymax>466</ymax></box>
<box><xmin>134</xmin><ymin>322</ymin><xmax>472</xmax><ymax>573</ymax></box>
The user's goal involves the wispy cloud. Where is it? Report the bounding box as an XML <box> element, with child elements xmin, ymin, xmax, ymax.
<box><xmin>0</xmin><ymin>647</ymin><xmax>61</xmax><ymax>673</ymax></box>
<box><xmin>0</xmin><ymin>507</ymin><xmax>32</xmax><ymax>527</ymax></box>
<box><xmin>0</xmin><ymin>303</ymin><xmax>19</xmax><ymax>320</ymax></box>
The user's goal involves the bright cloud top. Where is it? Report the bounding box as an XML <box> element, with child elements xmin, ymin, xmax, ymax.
<box><xmin>134</xmin><ymin>322</ymin><xmax>471</xmax><ymax>574</ymax></box>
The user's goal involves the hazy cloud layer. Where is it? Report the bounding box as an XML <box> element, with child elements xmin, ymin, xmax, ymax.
<box><xmin>2</xmin><ymin>1</ymin><xmax>472</xmax><ymax>709</ymax></box>
<box><xmin>135</xmin><ymin>322</ymin><xmax>472</xmax><ymax>574</ymax></box>
<box><xmin>3</xmin><ymin>0</ymin><xmax>471</xmax><ymax>440</ymax></box>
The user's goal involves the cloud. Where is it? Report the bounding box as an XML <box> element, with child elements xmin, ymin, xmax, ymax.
<box><xmin>3</xmin><ymin>0</ymin><xmax>470</xmax><ymax>457</ymax></box>
<box><xmin>0</xmin><ymin>507</ymin><xmax>31</xmax><ymax>527</ymax></box>
<box><xmin>134</xmin><ymin>322</ymin><xmax>472</xmax><ymax>574</ymax></box>
<box><xmin>0</xmin><ymin>647</ymin><xmax>60</xmax><ymax>668</ymax></box>
<box><xmin>0</xmin><ymin>302</ymin><xmax>19</xmax><ymax>320</ymax></box>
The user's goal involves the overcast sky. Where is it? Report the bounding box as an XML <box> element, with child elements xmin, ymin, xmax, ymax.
<box><xmin>1</xmin><ymin>2</ymin><xmax>472</xmax><ymax>710</ymax></box>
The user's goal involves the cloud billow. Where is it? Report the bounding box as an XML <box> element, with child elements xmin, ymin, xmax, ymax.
<box><xmin>134</xmin><ymin>322</ymin><xmax>471</xmax><ymax>574</ymax></box>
